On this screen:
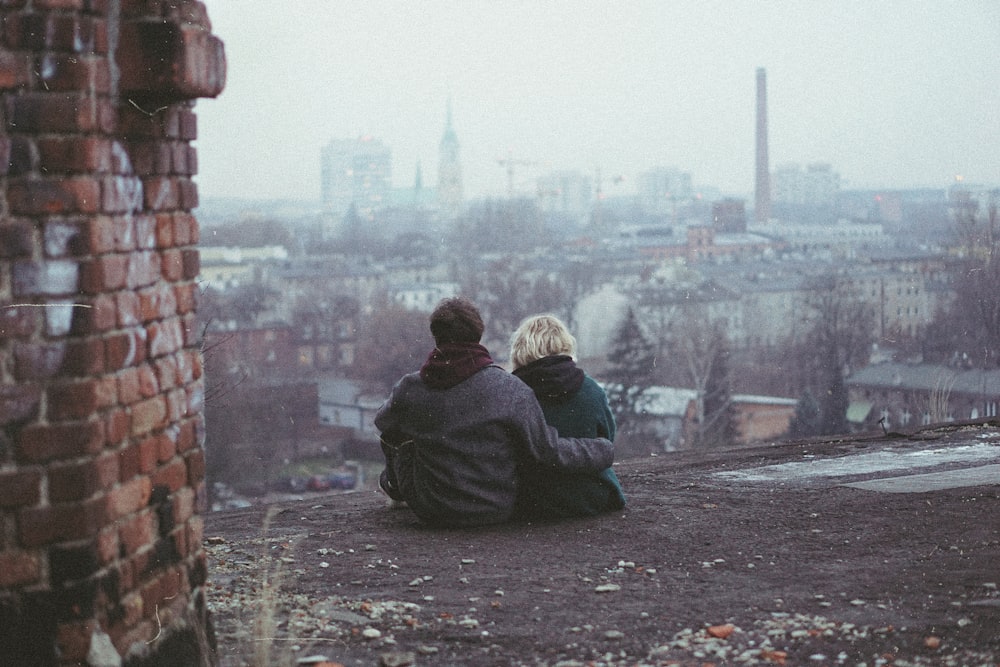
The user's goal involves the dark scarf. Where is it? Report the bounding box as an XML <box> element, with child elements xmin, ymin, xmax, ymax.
<box><xmin>419</xmin><ymin>341</ymin><xmax>495</xmax><ymax>389</ymax></box>
<box><xmin>512</xmin><ymin>355</ymin><xmax>585</xmax><ymax>403</ymax></box>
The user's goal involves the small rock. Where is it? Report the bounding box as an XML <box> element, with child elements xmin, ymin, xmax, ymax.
<box><xmin>362</xmin><ymin>627</ymin><xmax>382</xmax><ymax>640</ymax></box>
<box><xmin>604</xmin><ymin>630</ymin><xmax>625</xmax><ymax>640</ymax></box>
<box><xmin>378</xmin><ymin>651</ymin><xmax>415</xmax><ymax>667</ymax></box>
<box><xmin>707</xmin><ymin>623</ymin><xmax>735</xmax><ymax>639</ymax></box>
<box><xmin>594</xmin><ymin>583</ymin><xmax>621</xmax><ymax>593</ymax></box>
<box><xmin>924</xmin><ymin>635</ymin><xmax>941</xmax><ymax>649</ymax></box>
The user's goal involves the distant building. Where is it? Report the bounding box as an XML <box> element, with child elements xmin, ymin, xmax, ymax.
<box><xmin>321</xmin><ymin>136</ymin><xmax>393</xmax><ymax>217</ymax></box>
<box><xmin>437</xmin><ymin>101</ymin><xmax>464</xmax><ymax>218</ymax></box>
<box><xmin>772</xmin><ymin>162</ymin><xmax>841</xmax><ymax>206</ymax></box>
<box><xmin>712</xmin><ymin>198</ymin><xmax>747</xmax><ymax>233</ymax></box>
<box><xmin>755</xmin><ymin>67</ymin><xmax>771</xmax><ymax>223</ymax></box>
<box><xmin>846</xmin><ymin>362</ymin><xmax>1000</xmax><ymax>432</ymax></box>
<box><xmin>636</xmin><ymin>166</ymin><xmax>693</xmax><ymax>217</ymax></box>
<box><xmin>536</xmin><ymin>170</ymin><xmax>592</xmax><ymax>218</ymax></box>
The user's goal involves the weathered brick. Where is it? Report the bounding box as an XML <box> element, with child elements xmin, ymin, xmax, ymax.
<box><xmin>172</xmin><ymin>212</ymin><xmax>197</xmax><ymax>245</ymax></box>
<box><xmin>0</xmin><ymin>384</ymin><xmax>41</xmax><ymax>426</ymax></box>
<box><xmin>102</xmin><ymin>175</ymin><xmax>144</xmax><ymax>214</ymax></box>
<box><xmin>0</xmin><ymin>220</ymin><xmax>35</xmax><ymax>258</ymax></box>
<box><xmin>116</xmin><ymin>289</ymin><xmax>142</xmax><ymax>327</ymax></box>
<box><xmin>16</xmin><ymin>420</ymin><xmax>104</xmax><ymax>463</ymax></box>
<box><xmin>96</xmin><ymin>526</ymin><xmax>119</xmax><ymax>566</ymax></box>
<box><xmin>44</xmin><ymin>219</ymin><xmax>87</xmax><ymax>258</ymax></box>
<box><xmin>147</xmin><ymin>318</ymin><xmax>182</xmax><ymax>358</ymax></box>
<box><xmin>161</xmin><ymin>248</ymin><xmax>183</xmax><ymax>281</ymax></box>
<box><xmin>110</xmin><ymin>475</ymin><xmax>152</xmax><ymax>520</ymax></box>
<box><xmin>70</xmin><ymin>292</ymin><xmax>117</xmax><ymax>334</ymax></box>
<box><xmin>154</xmin><ymin>430</ymin><xmax>176</xmax><ymax>464</ymax></box>
<box><xmin>49</xmin><ymin>452</ymin><xmax>119</xmax><ymax>502</ymax></box>
<box><xmin>178</xmin><ymin>106</ymin><xmax>197</xmax><ymax>141</ymax></box>
<box><xmin>59</xmin><ymin>337</ymin><xmax>105</xmax><ymax>376</ymax></box>
<box><xmin>177</xmin><ymin>177</ymin><xmax>198</xmax><ymax>210</ymax></box>
<box><xmin>0</xmin><ymin>304</ymin><xmax>40</xmax><ymax>338</ymax></box>
<box><xmin>105</xmin><ymin>406</ymin><xmax>130</xmax><ymax>445</ymax></box>
<box><xmin>0</xmin><ymin>49</ymin><xmax>32</xmax><ymax>89</ymax></box>
<box><xmin>0</xmin><ymin>550</ymin><xmax>42</xmax><ymax>587</ymax></box>
<box><xmin>130</xmin><ymin>395</ymin><xmax>166</xmax><ymax>435</ymax></box>
<box><xmin>174</xmin><ymin>281</ymin><xmax>197</xmax><ymax>315</ymax></box>
<box><xmin>18</xmin><ymin>494</ymin><xmax>110</xmax><ymax>547</ymax></box>
<box><xmin>139</xmin><ymin>283</ymin><xmax>178</xmax><ymax>322</ymax></box>
<box><xmin>37</xmin><ymin>53</ymin><xmax>109</xmax><ymax>94</ymax></box>
<box><xmin>0</xmin><ymin>468</ymin><xmax>42</xmax><ymax>508</ymax></box>
<box><xmin>104</xmin><ymin>331</ymin><xmax>135</xmax><ymax>371</ymax></box>
<box><xmin>6</xmin><ymin>176</ymin><xmax>101</xmax><ymax>215</ymax></box>
<box><xmin>128</xmin><ymin>140</ymin><xmax>172</xmax><ymax>176</ymax></box>
<box><xmin>37</xmin><ymin>136</ymin><xmax>112</xmax><ymax>174</ymax></box>
<box><xmin>80</xmin><ymin>253</ymin><xmax>128</xmax><ymax>293</ymax></box>
<box><xmin>47</xmin><ymin>377</ymin><xmax>116</xmax><ymax>421</ymax></box>
<box><xmin>180</xmin><ymin>248</ymin><xmax>199</xmax><ymax>279</ymax></box>
<box><xmin>136</xmin><ymin>363</ymin><xmax>159</xmax><ymax>398</ymax></box>
<box><xmin>143</xmin><ymin>176</ymin><xmax>178</xmax><ymax>210</ymax></box>
<box><xmin>119</xmin><ymin>509</ymin><xmax>155</xmax><ymax>556</ymax></box>
<box><xmin>126</xmin><ymin>251</ymin><xmax>161</xmax><ymax>289</ymax></box>
<box><xmin>154</xmin><ymin>355</ymin><xmax>178</xmax><ymax>391</ymax></box>
<box><xmin>151</xmin><ymin>457</ymin><xmax>187</xmax><ymax>493</ymax></box>
<box><xmin>81</xmin><ymin>215</ymin><xmax>117</xmax><ymax>254</ymax></box>
<box><xmin>154</xmin><ymin>213</ymin><xmax>174</xmax><ymax>247</ymax></box>
<box><xmin>117</xmin><ymin>367</ymin><xmax>140</xmax><ymax>405</ymax></box>
<box><xmin>11</xmin><ymin>259</ymin><xmax>80</xmax><ymax>296</ymax></box>
<box><xmin>176</xmin><ymin>417</ymin><xmax>196</xmax><ymax>453</ymax></box>
<box><xmin>13</xmin><ymin>340</ymin><xmax>67</xmax><ymax>380</ymax></box>
<box><xmin>135</xmin><ymin>214</ymin><xmax>157</xmax><ymax>249</ymax></box>
<box><xmin>185</xmin><ymin>448</ymin><xmax>205</xmax><ymax>485</ymax></box>
<box><xmin>55</xmin><ymin>619</ymin><xmax>98</xmax><ymax>663</ymax></box>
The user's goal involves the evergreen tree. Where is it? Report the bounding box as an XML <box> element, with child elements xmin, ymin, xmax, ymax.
<box><xmin>789</xmin><ymin>391</ymin><xmax>822</xmax><ymax>438</ymax></box>
<box><xmin>694</xmin><ymin>327</ymin><xmax>738</xmax><ymax>448</ymax></box>
<box><xmin>603</xmin><ymin>307</ymin><xmax>656</xmax><ymax>439</ymax></box>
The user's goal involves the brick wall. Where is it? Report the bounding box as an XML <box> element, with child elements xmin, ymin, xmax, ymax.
<box><xmin>1</xmin><ymin>1</ymin><xmax>224</xmax><ymax>665</ymax></box>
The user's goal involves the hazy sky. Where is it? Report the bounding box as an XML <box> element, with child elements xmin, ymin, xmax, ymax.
<box><xmin>195</xmin><ymin>1</ymin><xmax>999</xmax><ymax>202</ymax></box>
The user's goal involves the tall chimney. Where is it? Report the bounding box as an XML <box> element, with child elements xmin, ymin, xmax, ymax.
<box><xmin>754</xmin><ymin>67</ymin><xmax>771</xmax><ymax>223</ymax></box>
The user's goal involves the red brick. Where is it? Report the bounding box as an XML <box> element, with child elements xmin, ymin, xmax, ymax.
<box><xmin>137</xmin><ymin>435</ymin><xmax>158</xmax><ymax>474</ymax></box>
<box><xmin>17</xmin><ymin>420</ymin><xmax>104</xmax><ymax>463</ymax></box>
<box><xmin>104</xmin><ymin>331</ymin><xmax>135</xmax><ymax>371</ymax></box>
<box><xmin>136</xmin><ymin>363</ymin><xmax>159</xmax><ymax>398</ymax></box>
<box><xmin>155</xmin><ymin>431</ymin><xmax>177</xmax><ymax>463</ymax></box>
<box><xmin>37</xmin><ymin>136</ymin><xmax>110</xmax><ymax>174</ymax></box>
<box><xmin>154</xmin><ymin>213</ymin><xmax>175</xmax><ymax>248</ymax></box>
<box><xmin>47</xmin><ymin>378</ymin><xmax>116</xmax><ymax>421</ymax></box>
<box><xmin>43</xmin><ymin>219</ymin><xmax>87</xmax><ymax>258</ymax></box>
<box><xmin>154</xmin><ymin>355</ymin><xmax>179</xmax><ymax>391</ymax></box>
<box><xmin>6</xmin><ymin>177</ymin><xmax>100</xmax><ymax>215</ymax></box>
<box><xmin>185</xmin><ymin>448</ymin><xmax>205</xmax><ymax>485</ymax></box>
<box><xmin>178</xmin><ymin>107</ymin><xmax>198</xmax><ymax>141</ymax></box>
<box><xmin>181</xmin><ymin>248</ymin><xmax>199</xmax><ymax>279</ymax></box>
<box><xmin>152</xmin><ymin>458</ymin><xmax>187</xmax><ymax>493</ymax></box>
<box><xmin>0</xmin><ymin>305</ymin><xmax>40</xmax><ymax>338</ymax></box>
<box><xmin>126</xmin><ymin>251</ymin><xmax>161</xmax><ymax>289</ymax></box>
<box><xmin>177</xmin><ymin>177</ymin><xmax>198</xmax><ymax>210</ymax></box>
<box><xmin>112</xmin><ymin>215</ymin><xmax>137</xmax><ymax>252</ymax></box>
<box><xmin>49</xmin><ymin>452</ymin><xmax>119</xmax><ymax>502</ymax></box>
<box><xmin>18</xmin><ymin>495</ymin><xmax>110</xmax><ymax>547</ymax></box>
<box><xmin>139</xmin><ymin>284</ymin><xmax>178</xmax><ymax>322</ymax></box>
<box><xmin>166</xmin><ymin>387</ymin><xmax>185</xmax><ymax>422</ymax></box>
<box><xmin>130</xmin><ymin>396</ymin><xmax>167</xmax><ymax>436</ymax></box>
<box><xmin>13</xmin><ymin>340</ymin><xmax>67</xmax><ymax>381</ymax></box>
<box><xmin>81</xmin><ymin>215</ymin><xmax>116</xmax><ymax>254</ymax></box>
<box><xmin>118</xmin><ymin>367</ymin><xmax>140</xmax><ymax>405</ymax></box>
<box><xmin>80</xmin><ymin>253</ymin><xmax>128</xmax><ymax>293</ymax></box>
<box><xmin>176</xmin><ymin>418</ymin><xmax>196</xmax><ymax>453</ymax></box>
<box><xmin>0</xmin><ymin>550</ymin><xmax>42</xmax><ymax>588</ymax></box>
<box><xmin>134</xmin><ymin>214</ymin><xmax>157</xmax><ymax>249</ymax></box>
<box><xmin>119</xmin><ymin>510</ymin><xmax>155</xmax><ymax>557</ymax></box>
<box><xmin>147</xmin><ymin>318</ymin><xmax>182</xmax><ymax>358</ymax></box>
<box><xmin>102</xmin><ymin>175</ymin><xmax>144</xmax><ymax>214</ymax></box>
<box><xmin>143</xmin><ymin>176</ymin><xmax>178</xmax><ymax>210</ymax></box>
<box><xmin>0</xmin><ymin>468</ymin><xmax>42</xmax><ymax>508</ymax></box>
<box><xmin>0</xmin><ymin>220</ymin><xmax>35</xmax><ymax>259</ymax></box>
<box><xmin>55</xmin><ymin>619</ymin><xmax>97</xmax><ymax>663</ymax></box>
<box><xmin>0</xmin><ymin>384</ymin><xmax>42</xmax><ymax>427</ymax></box>
<box><xmin>105</xmin><ymin>406</ymin><xmax>130</xmax><ymax>445</ymax></box>
<box><xmin>173</xmin><ymin>213</ymin><xmax>196</xmax><ymax>245</ymax></box>
<box><xmin>0</xmin><ymin>50</ymin><xmax>32</xmax><ymax>89</ymax></box>
<box><xmin>174</xmin><ymin>281</ymin><xmax>197</xmax><ymax>315</ymax></box>
<box><xmin>161</xmin><ymin>248</ymin><xmax>183</xmax><ymax>281</ymax></box>
<box><xmin>110</xmin><ymin>476</ymin><xmax>152</xmax><ymax>520</ymax></box>
<box><xmin>117</xmin><ymin>289</ymin><xmax>142</xmax><ymax>327</ymax></box>
<box><xmin>59</xmin><ymin>337</ymin><xmax>105</xmax><ymax>376</ymax></box>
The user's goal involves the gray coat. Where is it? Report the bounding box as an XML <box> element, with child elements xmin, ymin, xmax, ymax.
<box><xmin>375</xmin><ymin>365</ymin><xmax>614</xmax><ymax>526</ymax></box>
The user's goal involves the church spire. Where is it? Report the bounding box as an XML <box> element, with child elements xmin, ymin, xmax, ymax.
<box><xmin>437</xmin><ymin>98</ymin><xmax>464</xmax><ymax>219</ymax></box>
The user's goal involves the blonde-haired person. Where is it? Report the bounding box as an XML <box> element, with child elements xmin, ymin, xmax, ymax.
<box><xmin>509</xmin><ymin>314</ymin><xmax>626</xmax><ymax>518</ymax></box>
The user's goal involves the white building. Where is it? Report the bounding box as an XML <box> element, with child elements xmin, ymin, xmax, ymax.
<box><xmin>321</xmin><ymin>136</ymin><xmax>393</xmax><ymax>216</ymax></box>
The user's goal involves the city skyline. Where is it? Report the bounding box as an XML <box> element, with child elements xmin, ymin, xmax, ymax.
<box><xmin>195</xmin><ymin>1</ymin><xmax>999</xmax><ymax>202</ymax></box>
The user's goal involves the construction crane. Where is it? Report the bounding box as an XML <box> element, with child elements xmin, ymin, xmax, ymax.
<box><xmin>496</xmin><ymin>150</ymin><xmax>537</xmax><ymax>198</ymax></box>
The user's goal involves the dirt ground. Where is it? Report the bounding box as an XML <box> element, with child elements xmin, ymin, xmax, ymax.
<box><xmin>203</xmin><ymin>423</ymin><xmax>1000</xmax><ymax>667</ymax></box>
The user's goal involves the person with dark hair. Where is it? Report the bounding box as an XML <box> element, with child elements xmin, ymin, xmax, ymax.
<box><xmin>509</xmin><ymin>314</ymin><xmax>626</xmax><ymax>518</ymax></box>
<box><xmin>375</xmin><ymin>297</ymin><xmax>615</xmax><ymax>527</ymax></box>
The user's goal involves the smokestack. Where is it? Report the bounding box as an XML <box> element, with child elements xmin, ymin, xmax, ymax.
<box><xmin>755</xmin><ymin>67</ymin><xmax>771</xmax><ymax>223</ymax></box>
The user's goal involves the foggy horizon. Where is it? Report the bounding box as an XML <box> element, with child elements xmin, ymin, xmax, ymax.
<box><xmin>195</xmin><ymin>1</ymin><xmax>1000</xmax><ymax>203</ymax></box>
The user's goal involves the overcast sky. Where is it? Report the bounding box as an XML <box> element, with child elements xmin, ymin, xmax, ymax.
<box><xmin>195</xmin><ymin>1</ymin><xmax>999</xmax><ymax>202</ymax></box>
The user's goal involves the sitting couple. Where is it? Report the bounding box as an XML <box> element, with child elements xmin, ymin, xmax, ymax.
<box><xmin>376</xmin><ymin>297</ymin><xmax>625</xmax><ymax>527</ymax></box>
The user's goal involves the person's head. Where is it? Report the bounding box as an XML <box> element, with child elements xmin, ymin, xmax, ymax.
<box><xmin>509</xmin><ymin>314</ymin><xmax>576</xmax><ymax>370</ymax></box>
<box><xmin>429</xmin><ymin>297</ymin><xmax>485</xmax><ymax>346</ymax></box>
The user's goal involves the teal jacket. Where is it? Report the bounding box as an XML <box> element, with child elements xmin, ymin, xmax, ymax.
<box><xmin>512</xmin><ymin>356</ymin><xmax>626</xmax><ymax>518</ymax></box>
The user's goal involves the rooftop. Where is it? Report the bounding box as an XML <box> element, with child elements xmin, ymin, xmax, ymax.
<box><xmin>204</xmin><ymin>421</ymin><xmax>1000</xmax><ymax>666</ymax></box>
